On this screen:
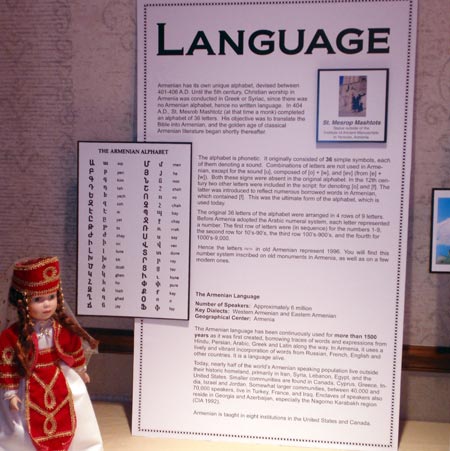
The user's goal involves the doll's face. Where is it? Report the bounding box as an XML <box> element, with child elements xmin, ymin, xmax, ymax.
<box><xmin>29</xmin><ymin>291</ymin><xmax>58</xmax><ymax>321</ymax></box>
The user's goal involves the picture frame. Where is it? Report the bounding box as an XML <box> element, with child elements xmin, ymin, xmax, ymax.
<box><xmin>77</xmin><ymin>141</ymin><xmax>193</xmax><ymax>319</ymax></box>
<box><xmin>316</xmin><ymin>68</ymin><xmax>389</xmax><ymax>143</ymax></box>
<box><xmin>430</xmin><ymin>188</ymin><xmax>450</xmax><ymax>273</ymax></box>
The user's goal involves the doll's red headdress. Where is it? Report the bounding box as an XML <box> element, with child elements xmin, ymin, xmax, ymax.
<box><xmin>11</xmin><ymin>256</ymin><xmax>61</xmax><ymax>296</ymax></box>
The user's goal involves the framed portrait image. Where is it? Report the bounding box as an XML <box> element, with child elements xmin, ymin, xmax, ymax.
<box><xmin>430</xmin><ymin>188</ymin><xmax>450</xmax><ymax>273</ymax></box>
<box><xmin>316</xmin><ymin>68</ymin><xmax>389</xmax><ymax>143</ymax></box>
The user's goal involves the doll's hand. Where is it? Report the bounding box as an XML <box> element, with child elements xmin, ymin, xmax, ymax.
<box><xmin>9</xmin><ymin>395</ymin><xmax>21</xmax><ymax>412</ymax></box>
<box><xmin>81</xmin><ymin>371</ymin><xmax>91</xmax><ymax>384</ymax></box>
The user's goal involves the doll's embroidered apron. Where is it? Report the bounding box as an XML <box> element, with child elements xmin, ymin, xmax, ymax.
<box><xmin>26</xmin><ymin>347</ymin><xmax>75</xmax><ymax>451</ymax></box>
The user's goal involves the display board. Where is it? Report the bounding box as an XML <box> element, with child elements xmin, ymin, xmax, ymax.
<box><xmin>77</xmin><ymin>141</ymin><xmax>192</xmax><ymax>319</ymax></box>
<box><xmin>133</xmin><ymin>1</ymin><xmax>417</xmax><ymax>450</ymax></box>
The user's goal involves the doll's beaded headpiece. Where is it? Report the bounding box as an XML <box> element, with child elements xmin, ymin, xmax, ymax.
<box><xmin>11</xmin><ymin>256</ymin><xmax>61</xmax><ymax>297</ymax></box>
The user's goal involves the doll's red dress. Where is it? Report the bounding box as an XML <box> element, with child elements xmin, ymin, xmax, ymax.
<box><xmin>0</xmin><ymin>321</ymin><xmax>103</xmax><ymax>451</ymax></box>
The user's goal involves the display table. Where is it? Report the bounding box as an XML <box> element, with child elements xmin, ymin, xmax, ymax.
<box><xmin>93</xmin><ymin>402</ymin><xmax>450</xmax><ymax>451</ymax></box>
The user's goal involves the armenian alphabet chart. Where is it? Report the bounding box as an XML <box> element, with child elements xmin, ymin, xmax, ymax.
<box><xmin>78</xmin><ymin>141</ymin><xmax>192</xmax><ymax>319</ymax></box>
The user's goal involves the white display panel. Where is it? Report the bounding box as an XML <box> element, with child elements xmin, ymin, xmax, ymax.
<box><xmin>133</xmin><ymin>1</ymin><xmax>417</xmax><ymax>450</ymax></box>
<box><xmin>78</xmin><ymin>141</ymin><xmax>192</xmax><ymax>319</ymax></box>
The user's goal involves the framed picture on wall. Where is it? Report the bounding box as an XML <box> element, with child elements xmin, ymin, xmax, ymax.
<box><xmin>316</xmin><ymin>68</ymin><xmax>389</xmax><ymax>143</ymax></box>
<box><xmin>430</xmin><ymin>188</ymin><xmax>450</xmax><ymax>272</ymax></box>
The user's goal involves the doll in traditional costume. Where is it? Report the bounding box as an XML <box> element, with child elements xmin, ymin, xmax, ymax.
<box><xmin>0</xmin><ymin>256</ymin><xmax>103</xmax><ymax>451</ymax></box>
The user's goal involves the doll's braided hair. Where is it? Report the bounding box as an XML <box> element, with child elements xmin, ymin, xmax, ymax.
<box><xmin>53</xmin><ymin>286</ymin><xmax>99</xmax><ymax>349</ymax></box>
<box><xmin>9</xmin><ymin>286</ymin><xmax>98</xmax><ymax>377</ymax></box>
<box><xmin>9</xmin><ymin>287</ymin><xmax>35</xmax><ymax>376</ymax></box>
